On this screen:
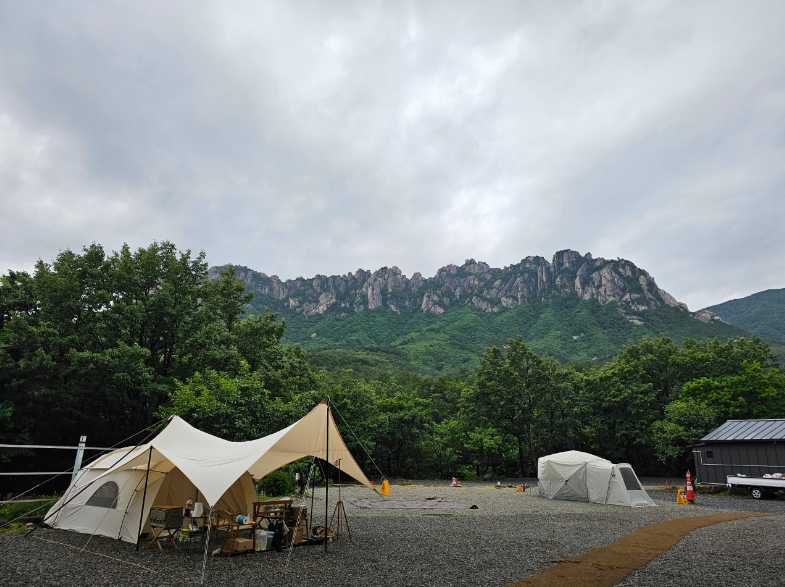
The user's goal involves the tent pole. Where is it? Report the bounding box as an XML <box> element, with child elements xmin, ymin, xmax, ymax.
<box><xmin>200</xmin><ymin>505</ymin><xmax>213</xmax><ymax>585</ymax></box>
<box><xmin>135</xmin><ymin>446</ymin><xmax>153</xmax><ymax>551</ymax></box>
<box><xmin>324</xmin><ymin>400</ymin><xmax>329</xmax><ymax>554</ymax></box>
<box><xmin>309</xmin><ymin>460</ymin><xmax>317</xmax><ymax>537</ymax></box>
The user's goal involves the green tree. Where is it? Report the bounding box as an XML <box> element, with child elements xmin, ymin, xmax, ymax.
<box><xmin>0</xmin><ymin>241</ymin><xmax>255</xmax><ymax>480</ymax></box>
<box><xmin>161</xmin><ymin>368</ymin><xmax>278</xmax><ymax>440</ymax></box>
<box><xmin>472</xmin><ymin>338</ymin><xmax>553</xmax><ymax>475</ymax></box>
<box><xmin>652</xmin><ymin>358</ymin><xmax>785</xmax><ymax>468</ymax></box>
<box><xmin>201</xmin><ymin>267</ymin><xmax>251</xmax><ymax>332</ymax></box>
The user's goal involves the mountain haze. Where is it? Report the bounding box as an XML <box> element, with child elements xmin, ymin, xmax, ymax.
<box><xmin>211</xmin><ymin>250</ymin><xmax>745</xmax><ymax>373</ymax></box>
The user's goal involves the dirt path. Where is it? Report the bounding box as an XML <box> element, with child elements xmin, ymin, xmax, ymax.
<box><xmin>509</xmin><ymin>511</ymin><xmax>766</xmax><ymax>587</ymax></box>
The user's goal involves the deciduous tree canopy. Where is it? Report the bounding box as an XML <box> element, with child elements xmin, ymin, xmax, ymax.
<box><xmin>2</xmin><ymin>242</ymin><xmax>784</xmax><ymax>489</ymax></box>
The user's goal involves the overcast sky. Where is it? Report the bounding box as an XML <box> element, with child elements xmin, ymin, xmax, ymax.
<box><xmin>1</xmin><ymin>1</ymin><xmax>784</xmax><ymax>310</ymax></box>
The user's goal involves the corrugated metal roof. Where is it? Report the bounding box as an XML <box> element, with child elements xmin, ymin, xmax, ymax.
<box><xmin>701</xmin><ymin>419</ymin><xmax>785</xmax><ymax>442</ymax></box>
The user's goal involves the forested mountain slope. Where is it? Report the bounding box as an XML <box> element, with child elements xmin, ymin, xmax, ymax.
<box><xmin>214</xmin><ymin>251</ymin><xmax>745</xmax><ymax>374</ymax></box>
<box><xmin>704</xmin><ymin>288</ymin><xmax>785</xmax><ymax>343</ymax></box>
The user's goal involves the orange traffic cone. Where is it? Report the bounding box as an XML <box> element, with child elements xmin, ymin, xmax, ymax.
<box><xmin>379</xmin><ymin>479</ymin><xmax>391</xmax><ymax>496</ymax></box>
<box><xmin>686</xmin><ymin>471</ymin><xmax>696</xmax><ymax>503</ymax></box>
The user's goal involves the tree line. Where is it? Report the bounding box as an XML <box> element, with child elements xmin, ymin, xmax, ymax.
<box><xmin>2</xmin><ymin>242</ymin><xmax>784</xmax><ymax>490</ymax></box>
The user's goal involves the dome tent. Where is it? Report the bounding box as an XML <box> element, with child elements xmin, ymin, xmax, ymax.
<box><xmin>44</xmin><ymin>402</ymin><xmax>374</xmax><ymax>543</ymax></box>
<box><xmin>537</xmin><ymin>450</ymin><xmax>655</xmax><ymax>507</ymax></box>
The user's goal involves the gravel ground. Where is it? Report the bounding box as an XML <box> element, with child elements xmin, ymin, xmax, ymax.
<box><xmin>649</xmin><ymin>488</ymin><xmax>785</xmax><ymax>513</ymax></box>
<box><xmin>1</xmin><ymin>482</ymin><xmax>782</xmax><ymax>586</ymax></box>
<box><xmin>618</xmin><ymin>489</ymin><xmax>785</xmax><ymax>586</ymax></box>
<box><xmin>619</xmin><ymin>513</ymin><xmax>785</xmax><ymax>586</ymax></box>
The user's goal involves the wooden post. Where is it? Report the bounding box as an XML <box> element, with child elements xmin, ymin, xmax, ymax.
<box><xmin>136</xmin><ymin>446</ymin><xmax>153</xmax><ymax>551</ymax></box>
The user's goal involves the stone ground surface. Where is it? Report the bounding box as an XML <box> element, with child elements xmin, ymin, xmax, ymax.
<box><xmin>1</xmin><ymin>481</ymin><xmax>783</xmax><ymax>586</ymax></box>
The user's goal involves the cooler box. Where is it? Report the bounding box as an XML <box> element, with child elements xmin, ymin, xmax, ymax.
<box><xmin>255</xmin><ymin>530</ymin><xmax>275</xmax><ymax>551</ymax></box>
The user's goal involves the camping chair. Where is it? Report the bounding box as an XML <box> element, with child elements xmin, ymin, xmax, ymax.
<box><xmin>147</xmin><ymin>506</ymin><xmax>183</xmax><ymax>551</ymax></box>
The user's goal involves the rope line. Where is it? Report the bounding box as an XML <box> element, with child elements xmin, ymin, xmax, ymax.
<box><xmin>29</xmin><ymin>534</ymin><xmax>161</xmax><ymax>575</ymax></box>
<box><xmin>1</xmin><ymin>420</ymin><xmax>169</xmax><ymax>534</ymax></box>
<box><xmin>0</xmin><ymin>501</ymin><xmax>54</xmax><ymax>530</ymax></box>
<box><xmin>78</xmin><ymin>473</ymin><xmax>136</xmax><ymax>554</ymax></box>
<box><xmin>5</xmin><ymin>416</ymin><xmax>171</xmax><ymax>504</ymax></box>
<box><xmin>327</xmin><ymin>397</ymin><xmax>387</xmax><ymax>481</ymax></box>
<box><xmin>40</xmin><ymin>419</ymin><xmax>169</xmax><ymax>527</ymax></box>
<box><xmin>117</xmin><ymin>475</ymin><xmax>146</xmax><ymax>540</ymax></box>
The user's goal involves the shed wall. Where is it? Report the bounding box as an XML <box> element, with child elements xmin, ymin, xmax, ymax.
<box><xmin>693</xmin><ymin>442</ymin><xmax>785</xmax><ymax>484</ymax></box>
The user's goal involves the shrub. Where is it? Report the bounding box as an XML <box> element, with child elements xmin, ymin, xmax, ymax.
<box><xmin>0</xmin><ymin>496</ymin><xmax>58</xmax><ymax>533</ymax></box>
<box><xmin>257</xmin><ymin>470</ymin><xmax>295</xmax><ymax>496</ymax></box>
<box><xmin>457</xmin><ymin>465</ymin><xmax>479</xmax><ymax>481</ymax></box>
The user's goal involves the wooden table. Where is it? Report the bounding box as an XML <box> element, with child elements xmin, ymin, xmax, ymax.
<box><xmin>148</xmin><ymin>525</ymin><xmax>180</xmax><ymax>550</ymax></box>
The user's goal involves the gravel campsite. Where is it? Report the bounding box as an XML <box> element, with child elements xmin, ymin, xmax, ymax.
<box><xmin>2</xmin><ymin>482</ymin><xmax>784</xmax><ymax>586</ymax></box>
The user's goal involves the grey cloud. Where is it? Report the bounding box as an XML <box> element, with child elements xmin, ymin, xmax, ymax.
<box><xmin>1</xmin><ymin>0</ymin><xmax>783</xmax><ymax>309</ymax></box>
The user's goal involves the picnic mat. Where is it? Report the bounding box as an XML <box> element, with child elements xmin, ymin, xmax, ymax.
<box><xmin>349</xmin><ymin>497</ymin><xmax>478</xmax><ymax>510</ymax></box>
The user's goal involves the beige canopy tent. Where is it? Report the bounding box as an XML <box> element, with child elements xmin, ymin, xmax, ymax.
<box><xmin>45</xmin><ymin>402</ymin><xmax>374</xmax><ymax>543</ymax></box>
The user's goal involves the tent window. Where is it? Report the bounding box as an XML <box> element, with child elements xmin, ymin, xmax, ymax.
<box><xmin>86</xmin><ymin>481</ymin><xmax>119</xmax><ymax>508</ymax></box>
<box><xmin>619</xmin><ymin>467</ymin><xmax>642</xmax><ymax>490</ymax></box>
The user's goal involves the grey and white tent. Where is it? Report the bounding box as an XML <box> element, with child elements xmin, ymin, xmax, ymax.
<box><xmin>537</xmin><ymin>450</ymin><xmax>655</xmax><ymax>507</ymax></box>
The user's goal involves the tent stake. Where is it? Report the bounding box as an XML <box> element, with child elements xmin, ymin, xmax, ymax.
<box><xmin>324</xmin><ymin>400</ymin><xmax>329</xmax><ymax>554</ymax></box>
<box><xmin>135</xmin><ymin>446</ymin><xmax>152</xmax><ymax>551</ymax></box>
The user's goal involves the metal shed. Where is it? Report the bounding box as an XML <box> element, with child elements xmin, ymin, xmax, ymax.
<box><xmin>693</xmin><ymin>419</ymin><xmax>785</xmax><ymax>484</ymax></box>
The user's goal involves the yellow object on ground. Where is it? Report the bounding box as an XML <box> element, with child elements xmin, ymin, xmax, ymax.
<box><xmin>675</xmin><ymin>488</ymin><xmax>688</xmax><ymax>504</ymax></box>
<box><xmin>380</xmin><ymin>479</ymin><xmax>391</xmax><ymax>496</ymax></box>
<box><xmin>515</xmin><ymin>484</ymin><xmax>525</xmax><ymax>493</ymax></box>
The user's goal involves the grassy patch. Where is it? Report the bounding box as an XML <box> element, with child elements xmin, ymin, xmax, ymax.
<box><xmin>0</xmin><ymin>497</ymin><xmax>58</xmax><ymax>533</ymax></box>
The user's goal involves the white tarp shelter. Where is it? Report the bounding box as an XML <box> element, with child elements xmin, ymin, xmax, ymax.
<box><xmin>45</xmin><ymin>402</ymin><xmax>373</xmax><ymax>543</ymax></box>
<box><xmin>537</xmin><ymin>450</ymin><xmax>655</xmax><ymax>507</ymax></box>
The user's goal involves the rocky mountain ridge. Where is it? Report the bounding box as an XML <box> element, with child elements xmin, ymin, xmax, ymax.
<box><xmin>210</xmin><ymin>250</ymin><xmax>689</xmax><ymax>319</ymax></box>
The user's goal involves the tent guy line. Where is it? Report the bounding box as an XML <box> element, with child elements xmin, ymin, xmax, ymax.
<box><xmin>4</xmin><ymin>416</ymin><xmax>172</xmax><ymax>507</ymax></box>
<box><xmin>40</xmin><ymin>401</ymin><xmax>375</xmax><ymax>585</ymax></box>
<box><xmin>0</xmin><ymin>418</ymin><xmax>171</xmax><ymax>534</ymax></box>
<box><xmin>0</xmin><ymin>402</ymin><xmax>379</xmax><ymax>585</ymax></box>
<box><xmin>42</xmin><ymin>418</ymin><xmax>170</xmax><ymax>527</ymax></box>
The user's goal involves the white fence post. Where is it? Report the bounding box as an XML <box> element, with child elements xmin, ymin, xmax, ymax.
<box><xmin>72</xmin><ymin>435</ymin><xmax>86</xmax><ymax>480</ymax></box>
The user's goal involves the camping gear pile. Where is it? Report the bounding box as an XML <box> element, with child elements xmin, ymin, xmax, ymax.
<box><xmin>218</xmin><ymin>499</ymin><xmax>312</xmax><ymax>555</ymax></box>
<box><xmin>537</xmin><ymin>450</ymin><xmax>655</xmax><ymax>507</ymax></box>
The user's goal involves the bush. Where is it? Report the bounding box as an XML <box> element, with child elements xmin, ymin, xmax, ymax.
<box><xmin>457</xmin><ymin>465</ymin><xmax>479</xmax><ymax>481</ymax></box>
<box><xmin>257</xmin><ymin>470</ymin><xmax>295</xmax><ymax>496</ymax></box>
<box><xmin>0</xmin><ymin>496</ymin><xmax>58</xmax><ymax>533</ymax></box>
